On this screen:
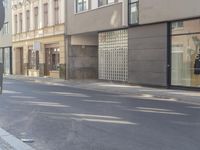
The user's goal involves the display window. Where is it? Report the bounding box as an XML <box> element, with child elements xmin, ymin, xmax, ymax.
<box><xmin>28</xmin><ymin>47</ymin><xmax>39</xmax><ymax>70</ymax></box>
<box><xmin>45</xmin><ymin>47</ymin><xmax>60</xmax><ymax>76</ymax></box>
<box><xmin>171</xmin><ymin>19</ymin><xmax>200</xmax><ymax>87</ymax></box>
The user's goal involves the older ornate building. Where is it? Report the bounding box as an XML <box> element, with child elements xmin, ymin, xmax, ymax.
<box><xmin>0</xmin><ymin>0</ymin><xmax>12</xmax><ymax>75</ymax></box>
<box><xmin>12</xmin><ymin>0</ymin><xmax>66</xmax><ymax>79</ymax></box>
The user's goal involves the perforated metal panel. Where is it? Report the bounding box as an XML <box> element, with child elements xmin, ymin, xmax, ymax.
<box><xmin>98</xmin><ymin>29</ymin><xmax>128</xmax><ymax>81</ymax></box>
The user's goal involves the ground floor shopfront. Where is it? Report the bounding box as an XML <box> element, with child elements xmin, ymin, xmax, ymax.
<box><xmin>0</xmin><ymin>47</ymin><xmax>12</xmax><ymax>75</ymax></box>
<box><xmin>99</xmin><ymin>17</ymin><xmax>200</xmax><ymax>88</ymax></box>
<box><xmin>171</xmin><ymin>18</ymin><xmax>200</xmax><ymax>88</ymax></box>
<box><xmin>12</xmin><ymin>35</ymin><xmax>66</xmax><ymax>79</ymax></box>
<box><xmin>11</xmin><ymin>18</ymin><xmax>200</xmax><ymax>88</ymax></box>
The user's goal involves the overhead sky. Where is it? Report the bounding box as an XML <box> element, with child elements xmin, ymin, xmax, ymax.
<box><xmin>0</xmin><ymin>0</ymin><xmax>5</xmax><ymax>30</ymax></box>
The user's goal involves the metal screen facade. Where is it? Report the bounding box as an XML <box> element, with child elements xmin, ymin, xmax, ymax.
<box><xmin>98</xmin><ymin>29</ymin><xmax>128</xmax><ymax>81</ymax></box>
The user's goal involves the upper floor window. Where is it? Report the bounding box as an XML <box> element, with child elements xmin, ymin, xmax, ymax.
<box><xmin>129</xmin><ymin>0</ymin><xmax>139</xmax><ymax>25</ymax></box>
<box><xmin>54</xmin><ymin>0</ymin><xmax>59</xmax><ymax>24</ymax></box>
<box><xmin>44</xmin><ymin>3</ymin><xmax>49</xmax><ymax>26</ymax></box>
<box><xmin>26</xmin><ymin>10</ymin><xmax>30</xmax><ymax>31</ymax></box>
<box><xmin>14</xmin><ymin>15</ymin><xmax>18</xmax><ymax>34</ymax></box>
<box><xmin>34</xmin><ymin>7</ymin><xmax>39</xmax><ymax>29</ymax></box>
<box><xmin>2</xmin><ymin>22</ymin><xmax>9</xmax><ymax>35</ymax></box>
<box><xmin>19</xmin><ymin>13</ymin><xmax>23</xmax><ymax>33</ymax></box>
<box><xmin>76</xmin><ymin>0</ymin><xmax>89</xmax><ymax>13</ymax></box>
<box><xmin>98</xmin><ymin>0</ymin><xmax>115</xmax><ymax>7</ymax></box>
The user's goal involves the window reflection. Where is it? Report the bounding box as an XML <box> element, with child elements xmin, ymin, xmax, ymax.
<box><xmin>171</xmin><ymin>19</ymin><xmax>200</xmax><ymax>87</ymax></box>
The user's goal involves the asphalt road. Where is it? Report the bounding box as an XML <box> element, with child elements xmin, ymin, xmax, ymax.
<box><xmin>0</xmin><ymin>79</ymin><xmax>200</xmax><ymax>150</ymax></box>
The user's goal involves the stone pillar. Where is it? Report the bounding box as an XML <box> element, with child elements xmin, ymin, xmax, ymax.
<box><xmin>39</xmin><ymin>44</ymin><xmax>45</xmax><ymax>77</ymax></box>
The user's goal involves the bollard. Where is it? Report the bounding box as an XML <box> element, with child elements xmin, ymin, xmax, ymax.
<box><xmin>0</xmin><ymin>63</ymin><xmax>3</xmax><ymax>94</ymax></box>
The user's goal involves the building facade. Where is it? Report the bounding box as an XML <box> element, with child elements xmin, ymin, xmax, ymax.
<box><xmin>12</xmin><ymin>0</ymin><xmax>66</xmax><ymax>79</ymax></box>
<box><xmin>66</xmin><ymin>0</ymin><xmax>129</xmax><ymax>80</ymax></box>
<box><xmin>0</xmin><ymin>0</ymin><xmax>12</xmax><ymax>75</ymax></box>
<box><xmin>127</xmin><ymin>0</ymin><xmax>200</xmax><ymax>88</ymax></box>
<box><xmin>11</xmin><ymin>0</ymin><xmax>200</xmax><ymax>88</ymax></box>
<box><xmin>66</xmin><ymin>0</ymin><xmax>200</xmax><ymax>88</ymax></box>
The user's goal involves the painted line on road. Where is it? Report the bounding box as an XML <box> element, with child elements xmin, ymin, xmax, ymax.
<box><xmin>0</xmin><ymin>128</ymin><xmax>35</xmax><ymax>150</ymax></box>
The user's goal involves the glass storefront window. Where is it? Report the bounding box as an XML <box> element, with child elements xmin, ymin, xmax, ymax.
<box><xmin>0</xmin><ymin>48</ymin><xmax>11</xmax><ymax>74</ymax></box>
<box><xmin>0</xmin><ymin>49</ymin><xmax>3</xmax><ymax>63</ymax></box>
<box><xmin>45</xmin><ymin>48</ymin><xmax>60</xmax><ymax>71</ymax></box>
<box><xmin>4</xmin><ymin>48</ymin><xmax>11</xmax><ymax>74</ymax></box>
<box><xmin>28</xmin><ymin>48</ymin><xmax>39</xmax><ymax>70</ymax></box>
<box><xmin>171</xmin><ymin>19</ymin><xmax>200</xmax><ymax>87</ymax></box>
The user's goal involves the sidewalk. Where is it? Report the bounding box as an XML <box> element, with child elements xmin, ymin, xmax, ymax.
<box><xmin>0</xmin><ymin>128</ymin><xmax>34</xmax><ymax>150</ymax></box>
<box><xmin>4</xmin><ymin>75</ymin><xmax>200</xmax><ymax>105</ymax></box>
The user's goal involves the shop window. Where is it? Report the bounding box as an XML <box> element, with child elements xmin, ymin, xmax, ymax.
<box><xmin>171</xmin><ymin>19</ymin><xmax>200</xmax><ymax>87</ymax></box>
<box><xmin>129</xmin><ymin>0</ymin><xmax>139</xmax><ymax>25</ymax></box>
<box><xmin>46</xmin><ymin>48</ymin><xmax>60</xmax><ymax>71</ymax></box>
<box><xmin>28</xmin><ymin>49</ymin><xmax>39</xmax><ymax>70</ymax></box>
<box><xmin>0</xmin><ymin>49</ymin><xmax>3</xmax><ymax>63</ymax></box>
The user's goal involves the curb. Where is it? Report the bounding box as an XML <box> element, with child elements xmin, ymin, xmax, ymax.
<box><xmin>4</xmin><ymin>75</ymin><xmax>200</xmax><ymax>105</ymax></box>
<box><xmin>0</xmin><ymin>128</ymin><xmax>35</xmax><ymax>150</ymax></box>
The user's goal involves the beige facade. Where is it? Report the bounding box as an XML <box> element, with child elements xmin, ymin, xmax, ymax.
<box><xmin>139</xmin><ymin>0</ymin><xmax>200</xmax><ymax>24</ymax></box>
<box><xmin>12</xmin><ymin>0</ymin><xmax>66</xmax><ymax>79</ymax></box>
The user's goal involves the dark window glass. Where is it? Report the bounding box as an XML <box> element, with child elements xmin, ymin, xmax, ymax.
<box><xmin>76</xmin><ymin>0</ymin><xmax>88</xmax><ymax>13</ymax></box>
<box><xmin>129</xmin><ymin>0</ymin><xmax>139</xmax><ymax>25</ymax></box>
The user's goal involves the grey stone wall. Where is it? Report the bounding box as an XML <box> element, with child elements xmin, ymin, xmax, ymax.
<box><xmin>39</xmin><ymin>63</ymin><xmax>45</xmax><ymax>77</ymax></box>
<box><xmin>59</xmin><ymin>64</ymin><xmax>66</xmax><ymax>79</ymax></box>
<box><xmin>128</xmin><ymin>23</ymin><xmax>168</xmax><ymax>86</ymax></box>
<box><xmin>69</xmin><ymin>45</ymin><xmax>98</xmax><ymax>79</ymax></box>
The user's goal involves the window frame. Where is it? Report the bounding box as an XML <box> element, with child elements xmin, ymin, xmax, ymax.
<box><xmin>98</xmin><ymin>0</ymin><xmax>115</xmax><ymax>7</ymax></box>
<box><xmin>19</xmin><ymin>13</ymin><xmax>23</xmax><ymax>33</ymax></box>
<box><xmin>76</xmin><ymin>0</ymin><xmax>89</xmax><ymax>13</ymax></box>
<box><xmin>26</xmin><ymin>10</ymin><xmax>30</xmax><ymax>31</ymax></box>
<box><xmin>128</xmin><ymin>0</ymin><xmax>139</xmax><ymax>26</ymax></box>
<box><xmin>34</xmin><ymin>7</ymin><xmax>39</xmax><ymax>29</ymax></box>
<box><xmin>43</xmin><ymin>3</ymin><xmax>49</xmax><ymax>27</ymax></box>
<box><xmin>54</xmin><ymin>0</ymin><xmax>59</xmax><ymax>25</ymax></box>
<box><xmin>14</xmin><ymin>15</ymin><xmax>18</xmax><ymax>34</ymax></box>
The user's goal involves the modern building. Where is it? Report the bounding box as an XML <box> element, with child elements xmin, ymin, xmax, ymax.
<box><xmin>66</xmin><ymin>0</ymin><xmax>200</xmax><ymax>88</ymax></box>
<box><xmin>11</xmin><ymin>0</ymin><xmax>66</xmax><ymax>79</ymax></box>
<box><xmin>127</xmin><ymin>0</ymin><xmax>200</xmax><ymax>88</ymax></box>
<box><xmin>66</xmin><ymin>0</ymin><xmax>128</xmax><ymax>80</ymax></box>
<box><xmin>0</xmin><ymin>0</ymin><xmax>12</xmax><ymax>75</ymax></box>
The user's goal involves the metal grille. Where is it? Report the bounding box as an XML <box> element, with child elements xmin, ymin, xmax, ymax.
<box><xmin>98</xmin><ymin>29</ymin><xmax>128</xmax><ymax>81</ymax></box>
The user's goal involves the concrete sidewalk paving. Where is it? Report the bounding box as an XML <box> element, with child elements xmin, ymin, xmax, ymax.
<box><xmin>4</xmin><ymin>75</ymin><xmax>200</xmax><ymax>105</ymax></box>
<box><xmin>0</xmin><ymin>128</ymin><xmax>35</xmax><ymax>150</ymax></box>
